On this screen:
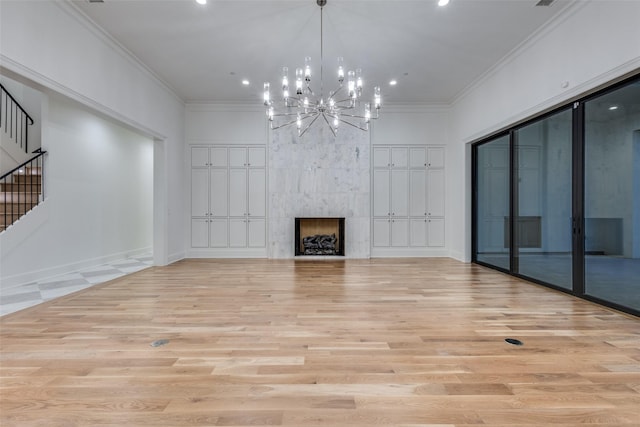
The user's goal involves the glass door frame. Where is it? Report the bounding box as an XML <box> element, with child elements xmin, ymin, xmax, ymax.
<box><xmin>471</xmin><ymin>72</ymin><xmax>640</xmax><ymax>317</ymax></box>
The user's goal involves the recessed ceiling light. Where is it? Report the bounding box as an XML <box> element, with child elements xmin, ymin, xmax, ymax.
<box><xmin>609</xmin><ymin>105</ymin><xmax>619</xmax><ymax>111</ymax></box>
<box><xmin>196</xmin><ymin>0</ymin><xmax>207</xmax><ymax>5</ymax></box>
<box><xmin>389</xmin><ymin>80</ymin><xmax>397</xmax><ymax>86</ymax></box>
<box><xmin>242</xmin><ymin>80</ymin><xmax>250</xmax><ymax>86</ymax></box>
<box><xmin>438</xmin><ymin>0</ymin><xmax>450</xmax><ymax>6</ymax></box>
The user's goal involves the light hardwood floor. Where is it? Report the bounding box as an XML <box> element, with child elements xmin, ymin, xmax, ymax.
<box><xmin>1</xmin><ymin>258</ymin><xmax>639</xmax><ymax>426</ymax></box>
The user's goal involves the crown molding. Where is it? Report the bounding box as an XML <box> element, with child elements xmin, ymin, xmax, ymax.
<box><xmin>59</xmin><ymin>0</ymin><xmax>184</xmax><ymax>105</ymax></box>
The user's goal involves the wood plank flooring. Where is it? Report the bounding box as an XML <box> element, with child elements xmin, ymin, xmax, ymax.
<box><xmin>1</xmin><ymin>258</ymin><xmax>639</xmax><ymax>426</ymax></box>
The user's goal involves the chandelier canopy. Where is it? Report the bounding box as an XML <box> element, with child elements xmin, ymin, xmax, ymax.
<box><xmin>263</xmin><ymin>0</ymin><xmax>381</xmax><ymax>137</ymax></box>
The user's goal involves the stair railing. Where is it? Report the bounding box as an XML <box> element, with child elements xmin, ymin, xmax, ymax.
<box><xmin>1</xmin><ymin>83</ymin><xmax>34</xmax><ymax>154</ymax></box>
<box><xmin>1</xmin><ymin>149</ymin><xmax>46</xmax><ymax>232</ymax></box>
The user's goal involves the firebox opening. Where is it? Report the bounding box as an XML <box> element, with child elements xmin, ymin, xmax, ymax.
<box><xmin>295</xmin><ymin>217</ymin><xmax>345</xmax><ymax>256</ymax></box>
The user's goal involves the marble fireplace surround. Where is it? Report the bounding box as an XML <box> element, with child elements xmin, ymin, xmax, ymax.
<box><xmin>268</xmin><ymin>124</ymin><xmax>371</xmax><ymax>258</ymax></box>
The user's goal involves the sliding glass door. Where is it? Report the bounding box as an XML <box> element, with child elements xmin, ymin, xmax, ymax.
<box><xmin>584</xmin><ymin>81</ymin><xmax>640</xmax><ymax>311</ymax></box>
<box><xmin>475</xmin><ymin>135</ymin><xmax>510</xmax><ymax>271</ymax></box>
<box><xmin>472</xmin><ymin>74</ymin><xmax>639</xmax><ymax>316</ymax></box>
<box><xmin>514</xmin><ymin>109</ymin><xmax>573</xmax><ymax>289</ymax></box>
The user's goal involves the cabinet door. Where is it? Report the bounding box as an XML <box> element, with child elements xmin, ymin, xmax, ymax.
<box><xmin>373</xmin><ymin>219</ymin><xmax>390</xmax><ymax>247</ymax></box>
<box><xmin>209</xmin><ymin>218</ymin><xmax>228</xmax><ymax>247</ymax></box>
<box><xmin>427</xmin><ymin>218</ymin><xmax>445</xmax><ymax>247</ymax></box>
<box><xmin>427</xmin><ymin>168</ymin><xmax>445</xmax><ymax>217</ymax></box>
<box><xmin>229</xmin><ymin>169</ymin><xmax>247</xmax><ymax>216</ymax></box>
<box><xmin>210</xmin><ymin>169</ymin><xmax>228</xmax><ymax>217</ymax></box>
<box><xmin>391</xmin><ymin>218</ymin><xmax>409</xmax><ymax>247</ymax></box>
<box><xmin>247</xmin><ymin>218</ymin><xmax>266</xmax><ymax>248</ymax></box>
<box><xmin>248</xmin><ymin>168</ymin><xmax>266</xmax><ymax>217</ymax></box>
<box><xmin>373</xmin><ymin>169</ymin><xmax>390</xmax><ymax>217</ymax></box>
<box><xmin>191</xmin><ymin>168</ymin><xmax>209</xmax><ymax>216</ymax></box>
<box><xmin>209</xmin><ymin>147</ymin><xmax>227</xmax><ymax>167</ymax></box>
<box><xmin>229</xmin><ymin>147</ymin><xmax>247</xmax><ymax>167</ymax></box>
<box><xmin>191</xmin><ymin>218</ymin><xmax>209</xmax><ymax>248</ymax></box>
<box><xmin>229</xmin><ymin>218</ymin><xmax>247</xmax><ymax>247</ymax></box>
<box><xmin>390</xmin><ymin>169</ymin><xmax>408</xmax><ymax>217</ymax></box>
<box><xmin>391</xmin><ymin>147</ymin><xmax>408</xmax><ymax>168</ymax></box>
<box><xmin>248</xmin><ymin>147</ymin><xmax>266</xmax><ymax>168</ymax></box>
<box><xmin>409</xmin><ymin>147</ymin><xmax>427</xmax><ymax>169</ymax></box>
<box><xmin>427</xmin><ymin>146</ymin><xmax>445</xmax><ymax>168</ymax></box>
<box><xmin>409</xmin><ymin>169</ymin><xmax>427</xmax><ymax>217</ymax></box>
<box><xmin>410</xmin><ymin>219</ymin><xmax>427</xmax><ymax>247</ymax></box>
<box><xmin>191</xmin><ymin>147</ymin><xmax>209</xmax><ymax>167</ymax></box>
<box><xmin>373</xmin><ymin>147</ymin><xmax>390</xmax><ymax>168</ymax></box>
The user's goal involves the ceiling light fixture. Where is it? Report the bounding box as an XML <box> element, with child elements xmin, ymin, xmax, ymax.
<box><xmin>196</xmin><ymin>0</ymin><xmax>207</xmax><ymax>5</ymax></box>
<box><xmin>242</xmin><ymin>80</ymin><xmax>250</xmax><ymax>86</ymax></box>
<box><xmin>438</xmin><ymin>0</ymin><xmax>450</xmax><ymax>6</ymax></box>
<box><xmin>609</xmin><ymin>105</ymin><xmax>619</xmax><ymax>111</ymax></box>
<box><xmin>263</xmin><ymin>0</ymin><xmax>381</xmax><ymax>137</ymax></box>
<box><xmin>389</xmin><ymin>80</ymin><xmax>397</xmax><ymax>86</ymax></box>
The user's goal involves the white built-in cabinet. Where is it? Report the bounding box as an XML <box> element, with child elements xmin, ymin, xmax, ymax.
<box><xmin>190</xmin><ymin>146</ymin><xmax>266</xmax><ymax>255</ymax></box>
<box><xmin>372</xmin><ymin>145</ymin><xmax>445</xmax><ymax>255</ymax></box>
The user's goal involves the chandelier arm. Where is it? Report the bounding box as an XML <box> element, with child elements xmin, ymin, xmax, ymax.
<box><xmin>272</xmin><ymin>112</ymin><xmax>306</xmax><ymax>117</ymax></box>
<box><xmin>321</xmin><ymin>113</ymin><xmax>337</xmax><ymax>137</ymax></box>
<box><xmin>298</xmin><ymin>113</ymin><xmax>322</xmax><ymax>137</ymax></box>
<box><xmin>270</xmin><ymin>118</ymin><xmax>304</xmax><ymax>130</ymax></box>
<box><xmin>337</xmin><ymin>117</ymin><xmax>369</xmax><ymax>131</ymax></box>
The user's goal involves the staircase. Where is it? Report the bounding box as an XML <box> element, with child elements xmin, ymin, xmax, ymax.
<box><xmin>1</xmin><ymin>82</ymin><xmax>44</xmax><ymax>233</ymax></box>
<box><xmin>0</xmin><ymin>165</ymin><xmax>43</xmax><ymax>232</ymax></box>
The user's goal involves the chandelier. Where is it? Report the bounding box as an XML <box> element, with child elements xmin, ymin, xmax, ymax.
<box><xmin>263</xmin><ymin>0</ymin><xmax>381</xmax><ymax>137</ymax></box>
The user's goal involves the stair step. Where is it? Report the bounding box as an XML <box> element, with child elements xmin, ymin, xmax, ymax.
<box><xmin>0</xmin><ymin>203</ymin><xmax>35</xmax><ymax>215</ymax></box>
<box><xmin>0</xmin><ymin>192</ymin><xmax>40</xmax><ymax>203</ymax></box>
<box><xmin>1</xmin><ymin>182</ymin><xmax>42</xmax><ymax>192</ymax></box>
<box><xmin>12</xmin><ymin>174</ymin><xmax>42</xmax><ymax>184</ymax></box>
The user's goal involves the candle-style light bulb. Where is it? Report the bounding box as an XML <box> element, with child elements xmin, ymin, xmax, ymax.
<box><xmin>263</xmin><ymin>82</ymin><xmax>270</xmax><ymax>106</ymax></box>
<box><xmin>365</xmin><ymin>103</ymin><xmax>371</xmax><ymax>123</ymax></box>
<box><xmin>374</xmin><ymin>86</ymin><xmax>381</xmax><ymax>109</ymax></box>
<box><xmin>304</xmin><ymin>56</ymin><xmax>312</xmax><ymax>82</ymax></box>
<box><xmin>347</xmin><ymin>70</ymin><xmax>356</xmax><ymax>99</ymax></box>
<box><xmin>337</xmin><ymin>57</ymin><xmax>345</xmax><ymax>84</ymax></box>
<box><xmin>296</xmin><ymin>68</ymin><xmax>303</xmax><ymax>95</ymax></box>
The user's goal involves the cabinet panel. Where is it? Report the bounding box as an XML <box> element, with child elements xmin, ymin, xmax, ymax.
<box><xmin>427</xmin><ymin>218</ymin><xmax>445</xmax><ymax>247</ymax></box>
<box><xmin>427</xmin><ymin>168</ymin><xmax>445</xmax><ymax>217</ymax></box>
<box><xmin>248</xmin><ymin>168</ymin><xmax>266</xmax><ymax>217</ymax></box>
<box><xmin>390</xmin><ymin>169</ymin><xmax>408</xmax><ymax>217</ymax></box>
<box><xmin>229</xmin><ymin>218</ymin><xmax>247</xmax><ymax>247</ymax></box>
<box><xmin>191</xmin><ymin>218</ymin><xmax>209</xmax><ymax>248</ymax></box>
<box><xmin>409</xmin><ymin>169</ymin><xmax>427</xmax><ymax>217</ymax></box>
<box><xmin>229</xmin><ymin>169</ymin><xmax>247</xmax><ymax>216</ymax></box>
<box><xmin>410</xmin><ymin>219</ymin><xmax>427</xmax><ymax>247</ymax></box>
<box><xmin>209</xmin><ymin>147</ymin><xmax>227</xmax><ymax>167</ymax></box>
<box><xmin>373</xmin><ymin>169</ymin><xmax>390</xmax><ymax>217</ymax></box>
<box><xmin>191</xmin><ymin>147</ymin><xmax>209</xmax><ymax>167</ymax></box>
<box><xmin>373</xmin><ymin>219</ymin><xmax>390</xmax><ymax>247</ymax></box>
<box><xmin>391</xmin><ymin>147</ymin><xmax>408</xmax><ymax>168</ymax></box>
<box><xmin>391</xmin><ymin>219</ymin><xmax>409</xmax><ymax>247</ymax></box>
<box><xmin>209</xmin><ymin>219</ymin><xmax>228</xmax><ymax>247</ymax></box>
<box><xmin>373</xmin><ymin>147</ymin><xmax>390</xmax><ymax>168</ymax></box>
<box><xmin>409</xmin><ymin>147</ymin><xmax>426</xmax><ymax>169</ymax></box>
<box><xmin>248</xmin><ymin>147</ymin><xmax>266</xmax><ymax>168</ymax></box>
<box><xmin>427</xmin><ymin>147</ymin><xmax>445</xmax><ymax>168</ymax></box>
<box><xmin>210</xmin><ymin>169</ymin><xmax>228</xmax><ymax>217</ymax></box>
<box><xmin>191</xmin><ymin>168</ymin><xmax>209</xmax><ymax>216</ymax></box>
<box><xmin>229</xmin><ymin>147</ymin><xmax>247</xmax><ymax>167</ymax></box>
<box><xmin>248</xmin><ymin>218</ymin><xmax>266</xmax><ymax>248</ymax></box>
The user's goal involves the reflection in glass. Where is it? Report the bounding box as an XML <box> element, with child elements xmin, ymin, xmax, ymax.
<box><xmin>514</xmin><ymin>109</ymin><xmax>573</xmax><ymax>289</ymax></box>
<box><xmin>584</xmin><ymin>80</ymin><xmax>640</xmax><ymax>311</ymax></box>
<box><xmin>476</xmin><ymin>135</ymin><xmax>510</xmax><ymax>270</ymax></box>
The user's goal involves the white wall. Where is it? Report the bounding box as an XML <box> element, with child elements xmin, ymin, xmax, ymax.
<box><xmin>450</xmin><ymin>0</ymin><xmax>640</xmax><ymax>262</ymax></box>
<box><xmin>0</xmin><ymin>1</ymin><xmax>186</xmax><ymax>265</ymax></box>
<box><xmin>0</xmin><ymin>95</ymin><xmax>153</xmax><ymax>287</ymax></box>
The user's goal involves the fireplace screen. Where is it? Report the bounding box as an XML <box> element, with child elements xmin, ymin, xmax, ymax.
<box><xmin>295</xmin><ymin>217</ymin><xmax>345</xmax><ymax>256</ymax></box>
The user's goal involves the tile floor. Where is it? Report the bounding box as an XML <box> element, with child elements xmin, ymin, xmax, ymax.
<box><xmin>0</xmin><ymin>254</ymin><xmax>153</xmax><ymax>316</ymax></box>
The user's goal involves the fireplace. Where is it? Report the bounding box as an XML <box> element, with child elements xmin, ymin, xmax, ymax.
<box><xmin>295</xmin><ymin>217</ymin><xmax>345</xmax><ymax>256</ymax></box>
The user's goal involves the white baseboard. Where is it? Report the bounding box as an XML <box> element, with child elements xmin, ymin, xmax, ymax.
<box><xmin>187</xmin><ymin>248</ymin><xmax>268</xmax><ymax>258</ymax></box>
<box><xmin>370</xmin><ymin>247</ymin><xmax>449</xmax><ymax>258</ymax></box>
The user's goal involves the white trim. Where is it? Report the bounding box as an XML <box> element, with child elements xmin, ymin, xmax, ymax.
<box><xmin>0</xmin><ymin>57</ymin><xmax>168</xmax><ymax>142</ymax></box>
<box><xmin>187</xmin><ymin>248</ymin><xmax>268</xmax><ymax>258</ymax></box>
<box><xmin>1</xmin><ymin>246</ymin><xmax>152</xmax><ymax>290</ymax></box>
<box><xmin>59</xmin><ymin>0</ymin><xmax>183</xmax><ymax>105</ymax></box>
<box><xmin>186</xmin><ymin>103</ymin><xmax>265</xmax><ymax>113</ymax></box>
<box><xmin>370</xmin><ymin>248</ymin><xmax>449</xmax><ymax>258</ymax></box>
<box><xmin>452</xmin><ymin>0</ymin><xmax>585</xmax><ymax>105</ymax></box>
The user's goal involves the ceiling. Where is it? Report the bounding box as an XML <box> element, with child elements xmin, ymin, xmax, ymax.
<box><xmin>72</xmin><ymin>0</ymin><xmax>573</xmax><ymax>105</ymax></box>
